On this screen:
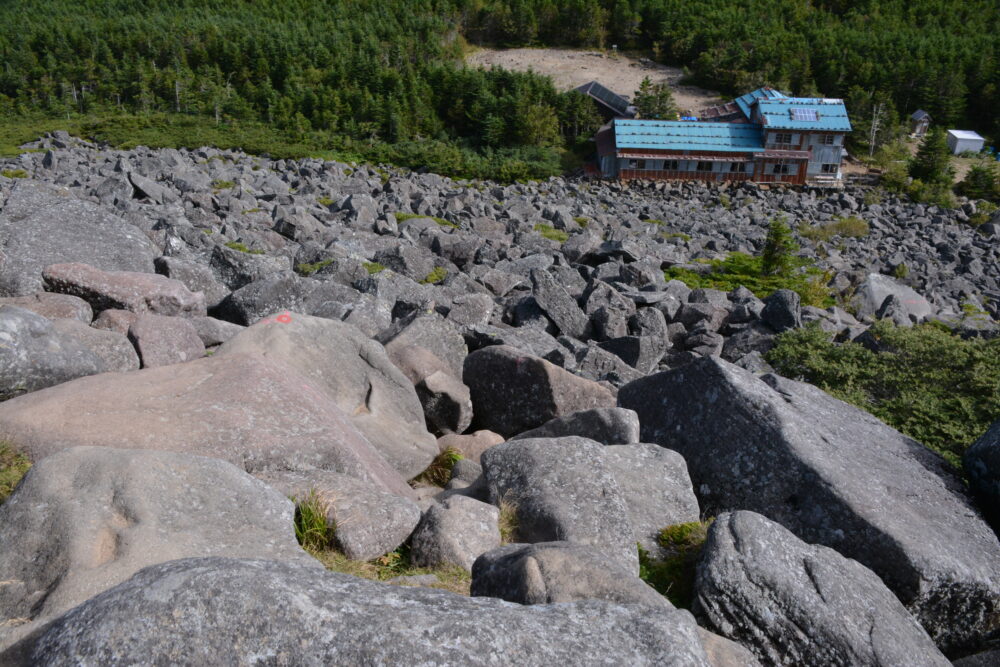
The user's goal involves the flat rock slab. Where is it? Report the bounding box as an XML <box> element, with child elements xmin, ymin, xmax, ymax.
<box><xmin>0</xmin><ymin>351</ymin><xmax>412</xmax><ymax>498</ymax></box>
<box><xmin>851</xmin><ymin>273</ymin><xmax>933</xmax><ymax>322</ymax></box>
<box><xmin>619</xmin><ymin>356</ymin><xmax>1000</xmax><ymax>653</ymax></box>
<box><xmin>464</xmin><ymin>345</ymin><xmax>615</xmax><ymax>437</ymax></box>
<box><xmin>695</xmin><ymin>511</ymin><xmax>949</xmax><ymax>666</ymax></box>
<box><xmin>0</xmin><ymin>180</ymin><xmax>157</xmax><ymax>296</ymax></box>
<box><xmin>43</xmin><ymin>262</ymin><xmax>206</xmax><ymax>317</ymax></box>
<box><xmin>0</xmin><ymin>293</ymin><xmax>92</xmax><ymax>322</ymax></box>
<box><xmin>480</xmin><ymin>436</ymin><xmax>638</xmax><ymax>574</ymax></box>
<box><xmin>128</xmin><ymin>313</ymin><xmax>205</xmax><ymax>368</ymax></box>
<box><xmin>511</xmin><ymin>407</ymin><xmax>640</xmax><ymax>445</ymax></box>
<box><xmin>3</xmin><ymin>557</ymin><xmax>712</xmax><ymax>666</ymax></box>
<box><xmin>0</xmin><ymin>447</ymin><xmax>318</xmax><ymax>650</ymax></box>
<box><xmin>49</xmin><ymin>318</ymin><xmax>139</xmax><ymax>372</ymax></box>
<box><xmin>215</xmin><ymin>312</ymin><xmax>437</xmax><ymax>479</ymax></box>
<box><xmin>0</xmin><ymin>305</ymin><xmax>104</xmax><ymax>400</ymax></box>
<box><xmin>260</xmin><ymin>470</ymin><xmax>420</xmax><ymax>560</ymax></box>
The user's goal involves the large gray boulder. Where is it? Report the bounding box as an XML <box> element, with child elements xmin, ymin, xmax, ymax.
<box><xmin>0</xmin><ymin>351</ymin><xmax>413</xmax><ymax>498</ymax></box>
<box><xmin>215</xmin><ymin>313</ymin><xmax>438</xmax><ymax>479</ymax></box>
<box><xmin>128</xmin><ymin>313</ymin><xmax>206</xmax><ymax>368</ymax></box>
<box><xmin>694</xmin><ymin>511</ymin><xmax>949</xmax><ymax>666</ymax></box>
<box><xmin>618</xmin><ymin>356</ymin><xmax>1000</xmax><ymax>653</ymax></box>
<box><xmin>42</xmin><ymin>262</ymin><xmax>206</xmax><ymax>317</ymax></box>
<box><xmin>851</xmin><ymin>273</ymin><xmax>933</xmax><ymax>323</ymax></box>
<box><xmin>0</xmin><ymin>180</ymin><xmax>157</xmax><ymax>296</ymax></box>
<box><xmin>480</xmin><ymin>436</ymin><xmax>637</xmax><ymax>574</ymax></box>
<box><xmin>464</xmin><ymin>345</ymin><xmax>615</xmax><ymax>437</ymax></box>
<box><xmin>964</xmin><ymin>419</ymin><xmax>1000</xmax><ymax>525</ymax></box>
<box><xmin>0</xmin><ymin>447</ymin><xmax>318</xmax><ymax>650</ymax></box>
<box><xmin>49</xmin><ymin>318</ymin><xmax>139</xmax><ymax>372</ymax></box>
<box><xmin>0</xmin><ymin>293</ymin><xmax>92</xmax><ymax>322</ymax></box>
<box><xmin>260</xmin><ymin>470</ymin><xmax>421</xmax><ymax>561</ymax></box>
<box><xmin>511</xmin><ymin>407</ymin><xmax>640</xmax><ymax>445</ymax></box>
<box><xmin>602</xmin><ymin>444</ymin><xmax>701</xmax><ymax>558</ymax></box>
<box><xmin>0</xmin><ymin>306</ymin><xmax>104</xmax><ymax>400</ymax></box>
<box><xmin>410</xmin><ymin>494</ymin><xmax>501</xmax><ymax>572</ymax></box>
<box><xmin>3</xmin><ymin>557</ymin><xmax>712</xmax><ymax>666</ymax></box>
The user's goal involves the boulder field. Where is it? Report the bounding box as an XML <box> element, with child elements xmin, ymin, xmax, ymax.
<box><xmin>0</xmin><ymin>134</ymin><xmax>999</xmax><ymax>664</ymax></box>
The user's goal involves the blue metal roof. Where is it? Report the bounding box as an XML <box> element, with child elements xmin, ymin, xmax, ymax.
<box><xmin>734</xmin><ymin>87</ymin><xmax>787</xmax><ymax>120</ymax></box>
<box><xmin>756</xmin><ymin>98</ymin><xmax>852</xmax><ymax>131</ymax></box>
<box><xmin>613</xmin><ymin>118</ymin><xmax>764</xmax><ymax>153</ymax></box>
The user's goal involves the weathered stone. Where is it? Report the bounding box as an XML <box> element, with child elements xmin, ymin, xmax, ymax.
<box><xmin>0</xmin><ymin>306</ymin><xmax>104</xmax><ymax>400</ymax></box>
<box><xmin>49</xmin><ymin>318</ymin><xmax>139</xmax><ymax>372</ymax></box>
<box><xmin>965</xmin><ymin>419</ymin><xmax>1000</xmax><ymax>526</ymax></box>
<box><xmin>213</xmin><ymin>275</ymin><xmax>314</xmax><ymax>325</ymax></box>
<box><xmin>695</xmin><ymin>511</ymin><xmax>950</xmax><ymax>667</ymax></box>
<box><xmin>530</xmin><ymin>268</ymin><xmax>589</xmax><ymax>339</ymax></box>
<box><xmin>480</xmin><ymin>436</ymin><xmax>637</xmax><ymax>573</ymax></box>
<box><xmin>378</xmin><ymin>313</ymin><xmax>468</xmax><ymax>379</ymax></box>
<box><xmin>760</xmin><ymin>289</ymin><xmax>801</xmax><ymax>333</ymax></box>
<box><xmin>597</xmin><ymin>335</ymin><xmax>668</xmax><ymax>373</ymax></box>
<box><xmin>4</xmin><ymin>557</ymin><xmax>712</xmax><ymax>665</ymax></box>
<box><xmin>208</xmin><ymin>243</ymin><xmax>293</xmax><ymax>291</ymax></box>
<box><xmin>90</xmin><ymin>308</ymin><xmax>137</xmax><ymax>335</ymax></box>
<box><xmin>852</xmin><ymin>273</ymin><xmax>933</xmax><ymax>323</ymax></box>
<box><xmin>128</xmin><ymin>313</ymin><xmax>205</xmax><ymax>367</ymax></box>
<box><xmin>0</xmin><ymin>293</ymin><xmax>91</xmax><ymax>322</ymax></box>
<box><xmin>511</xmin><ymin>407</ymin><xmax>640</xmax><ymax>445</ymax></box>
<box><xmin>187</xmin><ymin>315</ymin><xmax>245</xmax><ymax>347</ymax></box>
<box><xmin>260</xmin><ymin>470</ymin><xmax>420</xmax><ymax>561</ymax></box>
<box><xmin>0</xmin><ymin>447</ymin><xmax>318</xmax><ymax>649</ymax></box>
<box><xmin>154</xmin><ymin>256</ymin><xmax>230</xmax><ymax>309</ymax></box>
<box><xmin>410</xmin><ymin>495</ymin><xmax>501</xmax><ymax>572</ymax></box>
<box><xmin>42</xmin><ymin>262</ymin><xmax>206</xmax><ymax>317</ymax></box>
<box><xmin>215</xmin><ymin>312</ymin><xmax>437</xmax><ymax>478</ymax></box>
<box><xmin>464</xmin><ymin>345</ymin><xmax>615</xmax><ymax>438</ymax></box>
<box><xmin>0</xmin><ymin>352</ymin><xmax>412</xmax><ymax>497</ymax></box>
<box><xmin>619</xmin><ymin>356</ymin><xmax>1000</xmax><ymax>653</ymax></box>
<box><xmin>387</xmin><ymin>344</ymin><xmax>473</xmax><ymax>436</ymax></box>
<box><xmin>437</xmin><ymin>430</ymin><xmax>505</xmax><ymax>464</ymax></box>
<box><xmin>0</xmin><ymin>181</ymin><xmax>157</xmax><ymax>296</ymax></box>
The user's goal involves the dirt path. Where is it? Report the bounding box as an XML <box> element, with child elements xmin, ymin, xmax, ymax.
<box><xmin>465</xmin><ymin>47</ymin><xmax>725</xmax><ymax>115</ymax></box>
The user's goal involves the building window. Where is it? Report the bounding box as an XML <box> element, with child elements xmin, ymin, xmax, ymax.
<box><xmin>820</xmin><ymin>134</ymin><xmax>835</xmax><ymax>145</ymax></box>
<box><xmin>636</xmin><ymin>159</ymin><xmax>647</xmax><ymax>170</ymax></box>
<box><xmin>772</xmin><ymin>163</ymin><xmax>790</xmax><ymax>174</ymax></box>
<box><xmin>821</xmin><ymin>163</ymin><xmax>839</xmax><ymax>174</ymax></box>
<box><xmin>665</xmin><ymin>160</ymin><xmax>679</xmax><ymax>170</ymax></box>
<box><xmin>696</xmin><ymin>161</ymin><xmax>712</xmax><ymax>171</ymax></box>
<box><xmin>774</xmin><ymin>133</ymin><xmax>793</xmax><ymax>144</ymax></box>
<box><xmin>729</xmin><ymin>162</ymin><xmax>747</xmax><ymax>173</ymax></box>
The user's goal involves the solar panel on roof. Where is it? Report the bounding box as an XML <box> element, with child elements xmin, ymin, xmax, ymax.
<box><xmin>790</xmin><ymin>108</ymin><xmax>818</xmax><ymax>121</ymax></box>
<box><xmin>581</xmin><ymin>81</ymin><xmax>630</xmax><ymax>115</ymax></box>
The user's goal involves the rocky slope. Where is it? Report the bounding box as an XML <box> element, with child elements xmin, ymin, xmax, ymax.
<box><xmin>0</xmin><ymin>132</ymin><xmax>999</xmax><ymax>665</ymax></box>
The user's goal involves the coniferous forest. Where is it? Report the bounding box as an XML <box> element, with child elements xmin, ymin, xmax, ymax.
<box><xmin>0</xmin><ymin>0</ymin><xmax>997</xmax><ymax>180</ymax></box>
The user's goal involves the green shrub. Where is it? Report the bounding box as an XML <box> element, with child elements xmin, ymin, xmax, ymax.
<box><xmin>661</xmin><ymin>231</ymin><xmax>691</xmax><ymax>241</ymax></box>
<box><xmin>718</xmin><ymin>193</ymin><xmax>732</xmax><ymax>210</ymax></box>
<box><xmin>533</xmin><ymin>223</ymin><xmax>569</xmax><ymax>243</ymax></box>
<box><xmin>395</xmin><ymin>212</ymin><xmax>457</xmax><ymax>229</ymax></box>
<box><xmin>0</xmin><ymin>442</ymin><xmax>31</xmax><ymax>504</ymax></box>
<box><xmin>308</xmin><ymin>543</ymin><xmax>471</xmax><ymax>595</ymax></box>
<box><xmin>317</xmin><ymin>196</ymin><xmax>335</xmax><ymax>207</ymax></box>
<box><xmin>798</xmin><ymin>216</ymin><xmax>869</xmax><ymax>243</ymax></box>
<box><xmin>296</xmin><ymin>258</ymin><xmax>333</xmax><ymax>276</ymax></box>
<box><xmin>644</xmin><ymin>218</ymin><xmax>664</xmax><ymax>226</ymax></box>
<box><xmin>766</xmin><ymin>321</ymin><xmax>1000</xmax><ymax>468</ymax></box>
<box><xmin>411</xmin><ymin>447</ymin><xmax>463</xmax><ymax>487</ymax></box>
<box><xmin>420</xmin><ymin>266</ymin><xmax>448</xmax><ymax>284</ymax></box>
<box><xmin>1</xmin><ymin>168</ymin><xmax>27</xmax><ymax>178</ymax></box>
<box><xmin>211</xmin><ymin>179</ymin><xmax>235</xmax><ymax>190</ymax></box>
<box><xmin>638</xmin><ymin>520</ymin><xmax>713</xmax><ymax>609</ymax></box>
<box><xmin>761</xmin><ymin>216</ymin><xmax>797</xmax><ymax>278</ymax></box>
<box><xmin>224</xmin><ymin>241</ymin><xmax>265</xmax><ymax>255</ymax></box>
<box><xmin>892</xmin><ymin>263</ymin><xmax>909</xmax><ymax>279</ymax></box>
<box><xmin>293</xmin><ymin>490</ymin><xmax>335</xmax><ymax>551</ymax></box>
<box><xmin>573</xmin><ymin>216</ymin><xmax>589</xmax><ymax>227</ymax></box>
<box><xmin>363</xmin><ymin>261</ymin><xmax>385</xmax><ymax>275</ymax></box>
<box><xmin>665</xmin><ymin>252</ymin><xmax>832</xmax><ymax>307</ymax></box>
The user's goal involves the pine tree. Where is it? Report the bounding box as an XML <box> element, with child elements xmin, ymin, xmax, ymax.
<box><xmin>956</xmin><ymin>162</ymin><xmax>1000</xmax><ymax>201</ymax></box>
<box><xmin>632</xmin><ymin>76</ymin><xmax>678</xmax><ymax>120</ymax></box>
<box><xmin>909</xmin><ymin>127</ymin><xmax>954</xmax><ymax>185</ymax></box>
<box><xmin>761</xmin><ymin>216</ymin><xmax>798</xmax><ymax>278</ymax></box>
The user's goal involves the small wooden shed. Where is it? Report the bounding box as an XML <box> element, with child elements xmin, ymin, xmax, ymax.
<box><xmin>910</xmin><ymin>110</ymin><xmax>931</xmax><ymax>137</ymax></box>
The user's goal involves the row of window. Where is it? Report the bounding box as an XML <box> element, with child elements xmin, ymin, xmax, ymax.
<box><xmin>771</xmin><ymin>133</ymin><xmax>837</xmax><ymax>145</ymax></box>
<box><xmin>630</xmin><ymin>159</ymin><xmax>748</xmax><ymax>173</ymax></box>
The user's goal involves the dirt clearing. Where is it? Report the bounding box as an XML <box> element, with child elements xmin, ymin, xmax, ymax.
<box><xmin>465</xmin><ymin>47</ymin><xmax>725</xmax><ymax>115</ymax></box>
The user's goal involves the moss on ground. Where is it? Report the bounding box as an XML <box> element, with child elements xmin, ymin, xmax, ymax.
<box><xmin>638</xmin><ymin>520</ymin><xmax>712</xmax><ymax>609</ymax></box>
<box><xmin>0</xmin><ymin>442</ymin><xmax>31</xmax><ymax>504</ymax></box>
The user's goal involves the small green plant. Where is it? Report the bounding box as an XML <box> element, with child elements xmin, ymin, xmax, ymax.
<box><xmin>211</xmin><ymin>179</ymin><xmax>235</xmax><ymax>190</ymax></box>
<box><xmin>892</xmin><ymin>263</ymin><xmax>909</xmax><ymax>279</ymax></box>
<box><xmin>0</xmin><ymin>442</ymin><xmax>31</xmax><ymax>504</ymax></box>
<box><xmin>224</xmin><ymin>241</ymin><xmax>265</xmax><ymax>255</ymax></box>
<box><xmin>363</xmin><ymin>261</ymin><xmax>385</xmax><ymax>275</ymax></box>
<box><xmin>242</xmin><ymin>207</ymin><xmax>262</xmax><ymax>214</ymax></box>
<box><xmin>201</xmin><ymin>228</ymin><xmax>214</xmax><ymax>234</ymax></box>
<box><xmin>420</xmin><ymin>266</ymin><xmax>448</xmax><ymax>284</ymax></box>
<box><xmin>395</xmin><ymin>212</ymin><xmax>457</xmax><ymax>228</ymax></box>
<box><xmin>761</xmin><ymin>216</ymin><xmax>797</xmax><ymax>277</ymax></box>
<box><xmin>665</xmin><ymin>252</ymin><xmax>832</xmax><ymax>307</ymax></box>
<box><xmin>573</xmin><ymin>216</ymin><xmax>589</xmax><ymax>227</ymax></box>
<box><xmin>410</xmin><ymin>448</ymin><xmax>463</xmax><ymax>487</ymax></box>
<box><xmin>293</xmin><ymin>490</ymin><xmax>335</xmax><ymax>551</ymax></box>
<box><xmin>661</xmin><ymin>231</ymin><xmax>691</xmax><ymax>241</ymax></box>
<box><xmin>718</xmin><ymin>193</ymin><xmax>732</xmax><ymax>210</ymax></box>
<box><xmin>638</xmin><ymin>520</ymin><xmax>713</xmax><ymax>609</ymax></box>
<box><xmin>497</xmin><ymin>494</ymin><xmax>519</xmax><ymax>544</ymax></box>
<box><xmin>644</xmin><ymin>218</ymin><xmax>664</xmax><ymax>226</ymax></box>
<box><xmin>308</xmin><ymin>543</ymin><xmax>471</xmax><ymax>595</ymax></box>
<box><xmin>533</xmin><ymin>223</ymin><xmax>569</xmax><ymax>243</ymax></box>
<box><xmin>317</xmin><ymin>196</ymin><xmax>334</xmax><ymax>207</ymax></box>
<box><xmin>1</xmin><ymin>168</ymin><xmax>27</xmax><ymax>178</ymax></box>
<box><xmin>296</xmin><ymin>258</ymin><xmax>334</xmax><ymax>276</ymax></box>
<box><xmin>961</xmin><ymin>301</ymin><xmax>988</xmax><ymax>318</ymax></box>
<box><xmin>862</xmin><ymin>188</ymin><xmax>884</xmax><ymax>206</ymax></box>
<box><xmin>968</xmin><ymin>201</ymin><xmax>998</xmax><ymax>227</ymax></box>
<box><xmin>798</xmin><ymin>216</ymin><xmax>869</xmax><ymax>243</ymax></box>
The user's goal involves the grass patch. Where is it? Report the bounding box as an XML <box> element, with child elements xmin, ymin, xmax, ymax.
<box><xmin>0</xmin><ymin>442</ymin><xmax>31</xmax><ymax>504</ymax></box>
<box><xmin>573</xmin><ymin>216</ymin><xmax>589</xmax><ymax>227</ymax></box>
<box><xmin>292</xmin><ymin>490</ymin><xmax>335</xmax><ymax>551</ymax></box>
<box><xmin>296</xmin><ymin>259</ymin><xmax>334</xmax><ymax>276</ymax></box>
<box><xmin>638</xmin><ymin>520</ymin><xmax>712</xmax><ymax>609</ymax></box>
<box><xmin>1</xmin><ymin>168</ymin><xmax>27</xmax><ymax>178</ymax></box>
<box><xmin>395</xmin><ymin>212</ymin><xmax>457</xmax><ymax>229</ymax></box>
<box><xmin>497</xmin><ymin>494</ymin><xmax>519</xmax><ymax>544</ymax></box>
<box><xmin>211</xmin><ymin>179</ymin><xmax>234</xmax><ymax>190</ymax></box>
<box><xmin>363</xmin><ymin>261</ymin><xmax>385</xmax><ymax>275</ymax></box>
<box><xmin>798</xmin><ymin>216</ymin><xmax>870</xmax><ymax>243</ymax></box>
<box><xmin>665</xmin><ymin>252</ymin><xmax>832</xmax><ymax>307</ymax></box>
<box><xmin>410</xmin><ymin>448</ymin><xmax>463</xmax><ymax>487</ymax></box>
<box><xmin>766</xmin><ymin>321</ymin><xmax>1000</xmax><ymax>468</ymax></box>
<box><xmin>533</xmin><ymin>223</ymin><xmax>569</xmax><ymax>243</ymax></box>
<box><xmin>661</xmin><ymin>231</ymin><xmax>691</xmax><ymax>242</ymax></box>
<box><xmin>317</xmin><ymin>196</ymin><xmax>335</xmax><ymax>207</ymax></box>
<box><xmin>224</xmin><ymin>241</ymin><xmax>265</xmax><ymax>255</ymax></box>
<box><xmin>242</xmin><ymin>207</ymin><xmax>262</xmax><ymax>214</ymax></box>
<box><xmin>420</xmin><ymin>266</ymin><xmax>448</xmax><ymax>284</ymax></box>
<box><xmin>307</xmin><ymin>544</ymin><xmax>471</xmax><ymax>595</ymax></box>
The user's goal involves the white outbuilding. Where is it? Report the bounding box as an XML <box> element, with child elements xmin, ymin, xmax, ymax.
<box><xmin>946</xmin><ymin>129</ymin><xmax>985</xmax><ymax>155</ymax></box>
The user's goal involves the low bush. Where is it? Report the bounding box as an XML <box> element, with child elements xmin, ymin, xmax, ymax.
<box><xmin>410</xmin><ymin>448</ymin><xmax>463</xmax><ymax>487</ymax></box>
<box><xmin>665</xmin><ymin>252</ymin><xmax>832</xmax><ymax>307</ymax></box>
<box><xmin>308</xmin><ymin>543</ymin><xmax>471</xmax><ymax>596</ymax></box>
<box><xmin>362</xmin><ymin>261</ymin><xmax>385</xmax><ymax>275</ymax></box>
<box><xmin>224</xmin><ymin>241</ymin><xmax>264</xmax><ymax>255</ymax></box>
<box><xmin>798</xmin><ymin>216</ymin><xmax>869</xmax><ymax>243</ymax></box>
<box><xmin>295</xmin><ymin>259</ymin><xmax>333</xmax><ymax>276</ymax></box>
<box><xmin>0</xmin><ymin>442</ymin><xmax>31</xmax><ymax>504</ymax></box>
<box><xmin>420</xmin><ymin>266</ymin><xmax>448</xmax><ymax>284</ymax></box>
<box><xmin>1</xmin><ymin>168</ymin><xmax>27</xmax><ymax>178</ymax></box>
<box><xmin>533</xmin><ymin>223</ymin><xmax>569</xmax><ymax>243</ymax></box>
<box><xmin>638</xmin><ymin>520</ymin><xmax>712</xmax><ymax>609</ymax></box>
<box><xmin>292</xmin><ymin>490</ymin><xmax>335</xmax><ymax>551</ymax></box>
<box><xmin>766</xmin><ymin>321</ymin><xmax>1000</xmax><ymax>467</ymax></box>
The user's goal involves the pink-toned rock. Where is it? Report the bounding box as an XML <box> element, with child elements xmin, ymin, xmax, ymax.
<box><xmin>0</xmin><ymin>292</ymin><xmax>92</xmax><ymax>322</ymax></box>
<box><xmin>92</xmin><ymin>308</ymin><xmax>137</xmax><ymax>335</ymax></box>
<box><xmin>43</xmin><ymin>262</ymin><xmax>206</xmax><ymax>317</ymax></box>
<box><xmin>437</xmin><ymin>430</ymin><xmax>505</xmax><ymax>464</ymax></box>
<box><xmin>128</xmin><ymin>314</ymin><xmax>205</xmax><ymax>368</ymax></box>
<box><xmin>50</xmin><ymin>318</ymin><xmax>139</xmax><ymax>372</ymax></box>
<box><xmin>0</xmin><ymin>352</ymin><xmax>413</xmax><ymax>498</ymax></box>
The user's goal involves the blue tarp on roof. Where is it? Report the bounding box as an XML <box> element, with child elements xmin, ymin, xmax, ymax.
<box><xmin>734</xmin><ymin>87</ymin><xmax>787</xmax><ymax>120</ymax></box>
<box><xmin>613</xmin><ymin>118</ymin><xmax>764</xmax><ymax>153</ymax></box>
<box><xmin>756</xmin><ymin>98</ymin><xmax>852</xmax><ymax>131</ymax></box>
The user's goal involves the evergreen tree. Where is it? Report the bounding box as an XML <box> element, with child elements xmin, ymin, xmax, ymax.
<box><xmin>956</xmin><ymin>162</ymin><xmax>1000</xmax><ymax>201</ymax></box>
<box><xmin>909</xmin><ymin>128</ymin><xmax>954</xmax><ymax>186</ymax></box>
<box><xmin>633</xmin><ymin>76</ymin><xmax>677</xmax><ymax>120</ymax></box>
<box><xmin>761</xmin><ymin>216</ymin><xmax>798</xmax><ymax>278</ymax></box>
